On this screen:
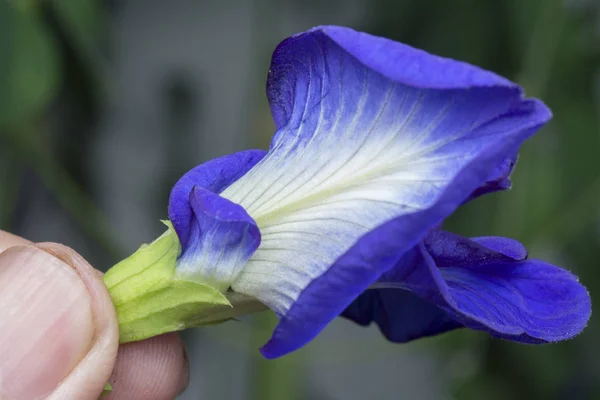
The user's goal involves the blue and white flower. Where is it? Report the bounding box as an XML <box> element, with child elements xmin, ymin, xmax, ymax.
<box><xmin>159</xmin><ymin>26</ymin><xmax>589</xmax><ymax>358</ymax></box>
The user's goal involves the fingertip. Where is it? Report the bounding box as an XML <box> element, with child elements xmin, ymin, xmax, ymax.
<box><xmin>106</xmin><ymin>333</ymin><xmax>190</xmax><ymax>400</ymax></box>
<box><xmin>38</xmin><ymin>243</ymin><xmax>120</xmax><ymax>400</ymax></box>
<box><xmin>1</xmin><ymin>240</ymin><xmax>190</xmax><ymax>399</ymax></box>
<box><xmin>0</xmin><ymin>245</ymin><xmax>95</xmax><ymax>399</ymax></box>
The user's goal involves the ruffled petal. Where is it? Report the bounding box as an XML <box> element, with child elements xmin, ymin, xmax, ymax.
<box><xmin>169</xmin><ymin>150</ymin><xmax>266</xmax><ymax>250</ymax></box>
<box><xmin>466</xmin><ymin>152</ymin><xmax>517</xmax><ymax>202</ymax></box>
<box><xmin>220</xmin><ymin>26</ymin><xmax>549</xmax><ymax>357</ymax></box>
<box><xmin>418</xmin><ymin>230</ymin><xmax>522</xmax><ymax>268</ymax></box>
<box><xmin>470</xmin><ymin>236</ymin><xmax>527</xmax><ymax>260</ymax></box>
<box><xmin>174</xmin><ymin>186</ymin><xmax>261</xmax><ymax>291</ymax></box>
<box><xmin>423</xmin><ymin>235</ymin><xmax>591</xmax><ymax>342</ymax></box>
<box><xmin>267</xmin><ymin>25</ymin><xmax>519</xmax><ymax>129</ymax></box>
<box><xmin>343</xmin><ymin>231</ymin><xmax>590</xmax><ymax>346</ymax></box>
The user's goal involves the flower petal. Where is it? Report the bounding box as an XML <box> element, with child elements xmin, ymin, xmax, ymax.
<box><xmin>466</xmin><ymin>152</ymin><xmax>517</xmax><ymax>202</ymax></box>
<box><xmin>418</xmin><ymin>230</ymin><xmax>522</xmax><ymax>268</ymax></box>
<box><xmin>256</xmin><ymin>109</ymin><xmax>545</xmax><ymax>357</ymax></box>
<box><xmin>470</xmin><ymin>236</ymin><xmax>527</xmax><ymax>260</ymax></box>
<box><xmin>169</xmin><ymin>150</ymin><xmax>266</xmax><ymax>250</ymax></box>
<box><xmin>424</xmin><ymin>241</ymin><xmax>591</xmax><ymax>343</ymax></box>
<box><xmin>348</xmin><ymin>231</ymin><xmax>590</xmax><ymax>345</ymax></box>
<box><xmin>341</xmin><ymin>287</ymin><xmax>463</xmax><ymax>342</ymax></box>
<box><xmin>219</xmin><ymin>26</ymin><xmax>549</xmax><ymax>357</ymax></box>
<box><xmin>174</xmin><ymin>186</ymin><xmax>261</xmax><ymax>291</ymax></box>
<box><xmin>267</xmin><ymin>26</ymin><xmax>519</xmax><ymax>129</ymax></box>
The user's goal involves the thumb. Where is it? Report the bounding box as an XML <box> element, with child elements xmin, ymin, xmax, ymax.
<box><xmin>0</xmin><ymin>244</ymin><xmax>119</xmax><ymax>400</ymax></box>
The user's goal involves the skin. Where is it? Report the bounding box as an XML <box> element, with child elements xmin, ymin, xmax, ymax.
<box><xmin>0</xmin><ymin>231</ymin><xmax>189</xmax><ymax>400</ymax></box>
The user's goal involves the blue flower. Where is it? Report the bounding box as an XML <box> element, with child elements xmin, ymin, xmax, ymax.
<box><xmin>167</xmin><ymin>26</ymin><xmax>591</xmax><ymax>358</ymax></box>
<box><xmin>342</xmin><ymin>231</ymin><xmax>589</xmax><ymax>345</ymax></box>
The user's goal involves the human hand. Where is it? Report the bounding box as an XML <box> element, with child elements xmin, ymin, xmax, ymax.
<box><xmin>0</xmin><ymin>231</ymin><xmax>189</xmax><ymax>400</ymax></box>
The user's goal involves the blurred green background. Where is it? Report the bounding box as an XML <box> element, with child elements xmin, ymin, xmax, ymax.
<box><xmin>0</xmin><ymin>0</ymin><xmax>598</xmax><ymax>399</ymax></box>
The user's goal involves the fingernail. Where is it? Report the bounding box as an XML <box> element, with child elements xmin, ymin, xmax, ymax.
<box><xmin>0</xmin><ymin>246</ymin><xmax>95</xmax><ymax>400</ymax></box>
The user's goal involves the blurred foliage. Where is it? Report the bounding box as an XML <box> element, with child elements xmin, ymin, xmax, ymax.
<box><xmin>0</xmin><ymin>1</ymin><xmax>58</xmax><ymax>129</ymax></box>
<box><xmin>0</xmin><ymin>0</ymin><xmax>121</xmax><ymax>258</ymax></box>
<box><xmin>0</xmin><ymin>0</ymin><xmax>598</xmax><ymax>399</ymax></box>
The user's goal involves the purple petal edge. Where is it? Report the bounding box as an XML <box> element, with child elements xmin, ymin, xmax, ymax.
<box><xmin>268</xmin><ymin>26</ymin><xmax>523</xmax><ymax>130</ymax></box>
<box><xmin>168</xmin><ymin>150</ymin><xmax>266</xmax><ymax>251</ymax></box>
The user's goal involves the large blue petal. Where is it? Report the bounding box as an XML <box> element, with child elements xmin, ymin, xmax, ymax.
<box><xmin>275</xmin><ymin>25</ymin><xmax>518</xmax><ymax>205</ymax></box>
<box><xmin>343</xmin><ymin>231</ymin><xmax>590</xmax><ymax>346</ymax></box>
<box><xmin>225</xmin><ymin>26</ymin><xmax>550</xmax><ymax>358</ymax></box>
<box><xmin>169</xmin><ymin>150</ymin><xmax>266</xmax><ymax>250</ymax></box>
<box><xmin>258</xmin><ymin>110</ymin><xmax>546</xmax><ymax>357</ymax></box>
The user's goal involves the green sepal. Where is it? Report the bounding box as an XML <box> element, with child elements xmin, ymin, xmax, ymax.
<box><xmin>103</xmin><ymin>221</ymin><xmax>232</xmax><ymax>343</ymax></box>
<box><xmin>99</xmin><ymin>383</ymin><xmax>112</xmax><ymax>398</ymax></box>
